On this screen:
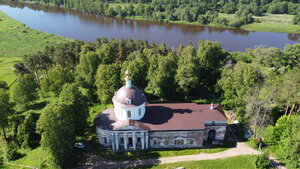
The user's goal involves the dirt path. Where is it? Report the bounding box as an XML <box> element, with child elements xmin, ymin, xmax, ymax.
<box><xmin>1</xmin><ymin>162</ymin><xmax>38</xmax><ymax>169</ymax></box>
<box><xmin>77</xmin><ymin>142</ymin><xmax>261</xmax><ymax>169</ymax></box>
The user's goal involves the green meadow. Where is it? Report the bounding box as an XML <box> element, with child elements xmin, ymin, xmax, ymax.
<box><xmin>0</xmin><ymin>10</ymin><xmax>71</xmax><ymax>85</ymax></box>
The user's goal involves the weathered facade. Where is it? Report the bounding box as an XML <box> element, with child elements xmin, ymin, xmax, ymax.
<box><xmin>94</xmin><ymin>70</ymin><xmax>227</xmax><ymax>151</ymax></box>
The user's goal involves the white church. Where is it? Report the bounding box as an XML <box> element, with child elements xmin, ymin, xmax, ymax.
<box><xmin>94</xmin><ymin>70</ymin><xmax>227</xmax><ymax>151</ymax></box>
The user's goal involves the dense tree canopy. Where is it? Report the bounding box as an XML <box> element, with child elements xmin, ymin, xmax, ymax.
<box><xmin>41</xmin><ymin>66</ymin><xmax>74</xmax><ymax>96</ymax></box>
<box><xmin>95</xmin><ymin>64</ymin><xmax>121</xmax><ymax>105</ymax></box>
<box><xmin>17</xmin><ymin>112</ymin><xmax>40</xmax><ymax>149</ymax></box>
<box><xmin>11</xmin><ymin>74</ymin><xmax>38</xmax><ymax>109</ymax></box>
<box><xmin>59</xmin><ymin>83</ymin><xmax>87</xmax><ymax>135</ymax></box>
<box><xmin>37</xmin><ymin>102</ymin><xmax>74</xmax><ymax>168</ymax></box>
<box><xmin>0</xmin><ymin>88</ymin><xmax>12</xmax><ymax>141</ymax></box>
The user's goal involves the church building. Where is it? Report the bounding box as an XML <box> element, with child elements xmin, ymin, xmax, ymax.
<box><xmin>94</xmin><ymin>70</ymin><xmax>227</xmax><ymax>151</ymax></box>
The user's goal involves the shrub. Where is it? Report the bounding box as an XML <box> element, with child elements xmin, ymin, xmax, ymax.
<box><xmin>254</xmin><ymin>153</ymin><xmax>270</xmax><ymax>169</ymax></box>
<box><xmin>248</xmin><ymin>137</ymin><xmax>259</xmax><ymax>149</ymax></box>
<box><xmin>5</xmin><ymin>142</ymin><xmax>22</xmax><ymax>161</ymax></box>
<box><xmin>230</xmin><ymin>19</ymin><xmax>243</xmax><ymax>27</ymax></box>
<box><xmin>292</xmin><ymin>13</ymin><xmax>300</xmax><ymax>25</ymax></box>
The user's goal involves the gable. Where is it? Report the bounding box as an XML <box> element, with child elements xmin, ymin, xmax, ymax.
<box><xmin>115</xmin><ymin>125</ymin><xmax>142</xmax><ymax>130</ymax></box>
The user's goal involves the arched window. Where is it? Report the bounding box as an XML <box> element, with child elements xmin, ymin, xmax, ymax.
<box><xmin>127</xmin><ymin>110</ymin><xmax>131</xmax><ymax>118</ymax></box>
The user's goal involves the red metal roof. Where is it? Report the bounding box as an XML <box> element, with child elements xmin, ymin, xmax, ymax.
<box><xmin>95</xmin><ymin>103</ymin><xmax>227</xmax><ymax>131</ymax></box>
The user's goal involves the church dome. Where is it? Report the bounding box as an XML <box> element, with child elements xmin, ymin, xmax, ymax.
<box><xmin>113</xmin><ymin>85</ymin><xmax>146</xmax><ymax>106</ymax></box>
<box><xmin>113</xmin><ymin>70</ymin><xmax>146</xmax><ymax>121</ymax></box>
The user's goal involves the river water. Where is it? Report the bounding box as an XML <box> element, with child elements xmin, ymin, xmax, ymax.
<box><xmin>0</xmin><ymin>2</ymin><xmax>299</xmax><ymax>52</ymax></box>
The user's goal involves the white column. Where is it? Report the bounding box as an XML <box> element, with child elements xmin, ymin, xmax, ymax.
<box><xmin>124</xmin><ymin>132</ymin><xmax>128</xmax><ymax>150</ymax></box>
<box><xmin>115</xmin><ymin>133</ymin><xmax>119</xmax><ymax>151</ymax></box>
<box><xmin>141</xmin><ymin>132</ymin><xmax>145</xmax><ymax>150</ymax></box>
<box><xmin>133</xmin><ymin>132</ymin><xmax>137</xmax><ymax>150</ymax></box>
<box><xmin>146</xmin><ymin>132</ymin><xmax>149</xmax><ymax>149</ymax></box>
<box><xmin>111</xmin><ymin>133</ymin><xmax>115</xmax><ymax>151</ymax></box>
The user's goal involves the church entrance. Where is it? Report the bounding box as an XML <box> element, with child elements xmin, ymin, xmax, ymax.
<box><xmin>128</xmin><ymin>137</ymin><xmax>133</xmax><ymax>148</ymax></box>
<box><xmin>208</xmin><ymin>130</ymin><xmax>216</xmax><ymax>141</ymax></box>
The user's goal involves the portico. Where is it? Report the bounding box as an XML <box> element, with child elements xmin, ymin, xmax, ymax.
<box><xmin>111</xmin><ymin>131</ymin><xmax>148</xmax><ymax>151</ymax></box>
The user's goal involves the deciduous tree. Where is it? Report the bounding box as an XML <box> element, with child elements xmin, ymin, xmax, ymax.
<box><xmin>95</xmin><ymin>64</ymin><xmax>121</xmax><ymax>105</ymax></box>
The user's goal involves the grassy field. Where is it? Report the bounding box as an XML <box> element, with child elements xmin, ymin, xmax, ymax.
<box><xmin>0</xmin><ymin>10</ymin><xmax>71</xmax><ymax>85</ymax></box>
<box><xmin>141</xmin><ymin>155</ymin><xmax>258</xmax><ymax>169</ymax></box>
<box><xmin>0</xmin><ymin>164</ymin><xmax>22</xmax><ymax>169</ymax></box>
<box><xmin>220</xmin><ymin>13</ymin><xmax>300</xmax><ymax>34</ymax></box>
<box><xmin>11</xmin><ymin>147</ymin><xmax>48</xmax><ymax>169</ymax></box>
<box><xmin>97</xmin><ymin>144</ymin><xmax>229</xmax><ymax>161</ymax></box>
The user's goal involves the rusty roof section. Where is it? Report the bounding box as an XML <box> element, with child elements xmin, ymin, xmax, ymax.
<box><xmin>94</xmin><ymin>103</ymin><xmax>227</xmax><ymax>131</ymax></box>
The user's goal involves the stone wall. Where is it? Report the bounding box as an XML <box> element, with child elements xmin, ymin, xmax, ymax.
<box><xmin>148</xmin><ymin>130</ymin><xmax>204</xmax><ymax>149</ymax></box>
<box><xmin>203</xmin><ymin>125</ymin><xmax>227</xmax><ymax>141</ymax></box>
<box><xmin>96</xmin><ymin>127</ymin><xmax>112</xmax><ymax>147</ymax></box>
<box><xmin>96</xmin><ymin>125</ymin><xmax>227</xmax><ymax>151</ymax></box>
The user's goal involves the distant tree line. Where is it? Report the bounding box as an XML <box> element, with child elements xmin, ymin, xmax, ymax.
<box><xmin>6</xmin><ymin>0</ymin><xmax>300</xmax><ymax>26</ymax></box>
<box><xmin>0</xmin><ymin>37</ymin><xmax>299</xmax><ymax>168</ymax></box>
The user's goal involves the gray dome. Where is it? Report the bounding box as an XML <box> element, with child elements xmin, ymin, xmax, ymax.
<box><xmin>113</xmin><ymin>85</ymin><xmax>146</xmax><ymax>106</ymax></box>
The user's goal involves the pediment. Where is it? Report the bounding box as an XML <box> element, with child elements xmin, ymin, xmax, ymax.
<box><xmin>112</xmin><ymin>119</ymin><xmax>150</xmax><ymax>130</ymax></box>
<box><xmin>115</xmin><ymin>125</ymin><xmax>142</xmax><ymax>130</ymax></box>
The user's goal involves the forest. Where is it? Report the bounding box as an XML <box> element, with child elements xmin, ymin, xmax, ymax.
<box><xmin>0</xmin><ymin>38</ymin><xmax>299</xmax><ymax>168</ymax></box>
<box><xmin>5</xmin><ymin>0</ymin><xmax>300</xmax><ymax>27</ymax></box>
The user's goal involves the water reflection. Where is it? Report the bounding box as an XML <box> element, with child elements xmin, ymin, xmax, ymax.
<box><xmin>0</xmin><ymin>1</ymin><xmax>299</xmax><ymax>51</ymax></box>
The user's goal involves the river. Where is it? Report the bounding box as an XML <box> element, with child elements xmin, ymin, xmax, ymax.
<box><xmin>0</xmin><ymin>2</ymin><xmax>299</xmax><ymax>52</ymax></box>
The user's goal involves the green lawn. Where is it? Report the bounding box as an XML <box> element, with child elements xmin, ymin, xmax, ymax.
<box><xmin>0</xmin><ymin>10</ymin><xmax>71</xmax><ymax>85</ymax></box>
<box><xmin>141</xmin><ymin>155</ymin><xmax>258</xmax><ymax>169</ymax></box>
<box><xmin>220</xmin><ymin>13</ymin><xmax>300</xmax><ymax>34</ymax></box>
<box><xmin>10</xmin><ymin>147</ymin><xmax>48</xmax><ymax>169</ymax></box>
<box><xmin>97</xmin><ymin>145</ymin><xmax>229</xmax><ymax>161</ymax></box>
<box><xmin>241</xmin><ymin>22</ymin><xmax>300</xmax><ymax>34</ymax></box>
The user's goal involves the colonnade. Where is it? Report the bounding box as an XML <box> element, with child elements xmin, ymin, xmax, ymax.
<box><xmin>111</xmin><ymin>131</ymin><xmax>149</xmax><ymax>151</ymax></box>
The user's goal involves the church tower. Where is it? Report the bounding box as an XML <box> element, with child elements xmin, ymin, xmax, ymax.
<box><xmin>112</xmin><ymin>70</ymin><xmax>146</xmax><ymax>120</ymax></box>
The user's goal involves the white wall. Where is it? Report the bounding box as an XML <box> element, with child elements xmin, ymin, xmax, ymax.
<box><xmin>114</xmin><ymin>103</ymin><xmax>146</xmax><ymax>120</ymax></box>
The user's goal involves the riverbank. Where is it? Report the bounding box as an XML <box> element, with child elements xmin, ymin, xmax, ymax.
<box><xmin>0</xmin><ymin>11</ymin><xmax>71</xmax><ymax>85</ymax></box>
<box><xmin>124</xmin><ymin>13</ymin><xmax>300</xmax><ymax>34</ymax></box>
<box><xmin>4</xmin><ymin>1</ymin><xmax>300</xmax><ymax>34</ymax></box>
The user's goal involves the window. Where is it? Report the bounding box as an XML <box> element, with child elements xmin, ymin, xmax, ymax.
<box><xmin>103</xmin><ymin>137</ymin><xmax>107</xmax><ymax>144</ymax></box>
<box><xmin>164</xmin><ymin>139</ymin><xmax>169</xmax><ymax>146</ymax></box>
<box><xmin>153</xmin><ymin>140</ymin><xmax>157</xmax><ymax>145</ymax></box>
<box><xmin>139</xmin><ymin>108</ymin><xmax>141</xmax><ymax>115</ymax></box>
<box><xmin>120</xmin><ymin>137</ymin><xmax>124</xmax><ymax>144</ymax></box>
<box><xmin>212</xmin><ymin>121</ymin><xmax>215</xmax><ymax>125</ymax></box>
<box><xmin>137</xmin><ymin>137</ymin><xmax>141</xmax><ymax>144</ymax></box>
<box><xmin>189</xmin><ymin>139</ymin><xmax>194</xmax><ymax>145</ymax></box>
<box><xmin>127</xmin><ymin>111</ymin><xmax>131</xmax><ymax>118</ymax></box>
<box><xmin>174</xmin><ymin>140</ymin><xmax>184</xmax><ymax>145</ymax></box>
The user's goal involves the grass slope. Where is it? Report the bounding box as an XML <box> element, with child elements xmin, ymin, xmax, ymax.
<box><xmin>142</xmin><ymin>155</ymin><xmax>257</xmax><ymax>169</ymax></box>
<box><xmin>0</xmin><ymin>10</ymin><xmax>71</xmax><ymax>85</ymax></box>
<box><xmin>11</xmin><ymin>147</ymin><xmax>48</xmax><ymax>169</ymax></box>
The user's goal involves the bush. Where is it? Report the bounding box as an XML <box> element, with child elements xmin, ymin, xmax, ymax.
<box><xmin>254</xmin><ymin>153</ymin><xmax>270</xmax><ymax>169</ymax></box>
<box><xmin>292</xmin><ymin>13</ymin><xmax>300</xmax><ymax>25</ymax></box>
<box><xmin>230</xmin><ymin>19</ymin><xmax>243</xmax><ymax>27</ymax></box>
<box><xmin>5</xmin><ymin>142</ymin><xmax>22</xmax><ymax>161</ymax></box>
<box><xmin>248</xmin><ymin>137</ymin><xmax>259</xmax><ymax>149</ymax></box>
